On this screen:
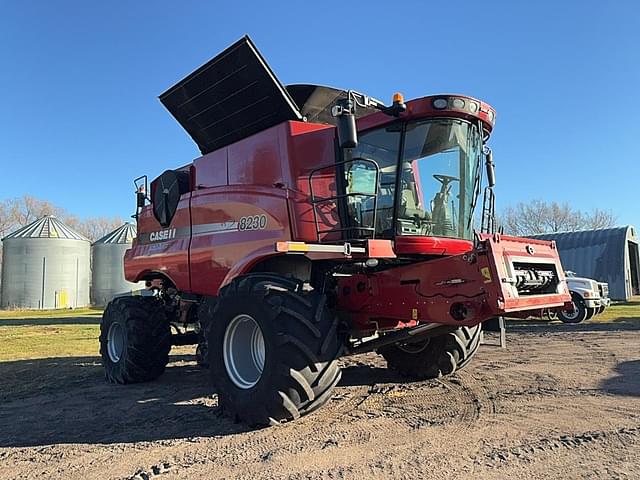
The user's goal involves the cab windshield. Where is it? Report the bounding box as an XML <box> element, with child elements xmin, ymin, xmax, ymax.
<box><xmin>346</xmin><ymin>118</ymin><xmax>482</xmax><ymax>240</ymax></box>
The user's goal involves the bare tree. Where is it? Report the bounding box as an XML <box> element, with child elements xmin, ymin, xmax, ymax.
<box><xmin>74</xmin><ymin>216</ymin><xmax>125</xmax><ymax>241</ymax></box>
<box><xmin>584</xmin><ymin>209</ymin><xmax>618</xmax><ymax>230</ymax></box>
<box><xmin>500</xmin><ymin>200</ymin><xmax>617</xmax><ymax>236</ymax></box>
<box><xmin>9</xmin><ymin>195</ymin><xmax>64</xmax><ymax>226</ymax></box>
<box><xmin>0</xmin><ymin>195</ymin><xmax>125</xmax><ymax>242</ymax></box>
<box><xmin>0</xmin><ymin>200</ymin><xmax>14</xmax><ymax>239</ymax></box>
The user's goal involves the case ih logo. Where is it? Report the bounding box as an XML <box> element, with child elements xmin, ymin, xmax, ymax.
<box><xmin>149</xmin><ymin>228</ymin><xmax>176</xmax><ymax>242</ymax></box>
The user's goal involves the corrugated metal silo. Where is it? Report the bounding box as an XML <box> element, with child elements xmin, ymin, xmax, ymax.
<box><xmin>91</xmin><ymin>223</ymin><xmax>142</xmax><ymax>307</ymax></box>
<box><xmin>0</xmin><ymin>216</ymin><xmax>91</xmax><ymax>309</ymax></box>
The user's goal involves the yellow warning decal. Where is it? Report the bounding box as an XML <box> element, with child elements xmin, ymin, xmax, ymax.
<box><xmin>481</xmin><ymin>267</ymin><xmax>492</xmax><ymax>284</ymax></box>
<box><xmin>411</xmin><ymin>308</ymin><xmax>418</xmax><ymax>320</ymax></box>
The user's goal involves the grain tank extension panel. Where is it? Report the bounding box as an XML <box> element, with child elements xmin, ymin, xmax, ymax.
<box><xmin>160</xmin><ymin>35</ymin><xmax>302</xmax><ymax>154</ymax></box>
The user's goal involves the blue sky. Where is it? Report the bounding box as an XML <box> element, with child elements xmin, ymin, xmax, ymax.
<box><xmin>1</xmin><ymin>1</ymin><xmax>638</xmax><ymax>227</ymax></box>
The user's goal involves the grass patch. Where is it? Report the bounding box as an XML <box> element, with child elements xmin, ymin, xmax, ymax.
<box><xmin>0</xmin><ymin>324</ymin><xmax>100</xmax><ymax>361</ymax></box>
<box><xmin>0</xmin><ymin>307</ymin><xmax>102</xmax><ymax>320</ymax></box>
<box><xmin>590</xmin><ymin>300</ymin><xmax>640</xmax><ymax>323</ymax></box>
<box><xmin>506</xmin><ymin>299</ymin><xmax>640</xmax><ymax>327</ymax></box>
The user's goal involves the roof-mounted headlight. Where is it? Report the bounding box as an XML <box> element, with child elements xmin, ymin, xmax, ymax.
<box><xmin>432</xmin><ymin>98</ymin><xmax>448</xmax><ymax>109</ymax></box>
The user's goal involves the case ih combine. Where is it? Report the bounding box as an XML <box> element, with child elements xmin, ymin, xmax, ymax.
<box><xmin>100</xmin><ymin>36</ymin><xmax>571</xmax><ymax>425</ymax></box>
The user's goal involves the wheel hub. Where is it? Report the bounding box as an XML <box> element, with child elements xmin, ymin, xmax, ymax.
<box><xmin>107</xmin><ymin>322</ymin><xmax>125</xmax><ymax>363</ymax></box>
<box><xmin>223</xmin><ymin>314</ymin><xmax>265</xmax><ymax>389</ymax></box>
<box><xmin>563</xmin><ymin>303</ymin><xmax>579</xmax><ymax>320</ymax></box>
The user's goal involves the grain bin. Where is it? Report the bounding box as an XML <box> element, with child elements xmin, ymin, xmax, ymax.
<box><xmin>91</xmin><ymin>223</ymin><xmax>142</xmax><ymax>307</ymax></box>
<box><xmin>0</xmin><ymin>216</ymin><xmax>91</xmax><ymax>309</ymax></box>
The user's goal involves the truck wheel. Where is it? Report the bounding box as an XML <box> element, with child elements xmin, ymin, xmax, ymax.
<box><xmin>100</xmin><ymin>296</ymin><xmax>172</xmax><ymax>384</ymax></box>
<box><xmin>378</xmin><ymin>324</ymin><xmax>482</xmax><ymax>380</ymax></box>
<box><xmin>208</xmin><ymin>274</ymin><xmax>342</xmax><ymax>426</ymax></box>
<box><xmin>557</xmin><ymin>293</ymin><xmax>587</xmax><ymax>323</ymax></box>
<box><xmin>597</xmin><ymin>304</ymin><xmax>606</xmax><ymax>315</ymax></box>
<box><xmin>586</xmin><ymin>307</ymin><xmax>597</xmax><ymax>320</ymax></box>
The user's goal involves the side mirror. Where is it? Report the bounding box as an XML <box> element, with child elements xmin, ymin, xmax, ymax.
<box><xmin>332</xmin><ymin>99</ymin><xmax>358</xmax><ymax>149</ymax></box>
<box><xmin>485</xmin><ymin>150</ymin><xmax>496</xmax><ymax>188</ymax></box>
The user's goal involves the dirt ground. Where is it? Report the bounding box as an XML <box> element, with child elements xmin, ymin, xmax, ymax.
<box><xmin>0</xmin><ymin>322</ymin><xmax>639</xmax><ymax>480</ymax></box>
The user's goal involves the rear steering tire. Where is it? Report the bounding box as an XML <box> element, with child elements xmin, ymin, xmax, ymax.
<box><xmin>208</xmin><ymin>274</ymin><xmax>342</xmax><ymax>426</ymax></box>
<box><xmin>100</xmin><ymin>296</ymin><xmax>172</xmax><ymax>384</ymax></box>
<box><xmin>378</xmin><ymin>324</ymin><xmax>482</xmax><ymax>380</ymax></box>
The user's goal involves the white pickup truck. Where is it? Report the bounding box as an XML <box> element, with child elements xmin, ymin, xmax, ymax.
<box><xmin>556</xmin><ymin>271</ymin><xmax>610</xmax><ymax>323</ymax></box>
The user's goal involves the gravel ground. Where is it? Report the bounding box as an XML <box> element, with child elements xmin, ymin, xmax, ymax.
<box><xmin>0</xmin><ymin>322</ymin><xmax>638</xmax><ymax>480</ymax></box>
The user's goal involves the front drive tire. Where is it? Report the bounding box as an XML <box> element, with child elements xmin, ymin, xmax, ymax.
<box><xmin>208</xmin><ymin>274</ymin><xmax>342</xmax><ymax>426</ymax></box>
<box><xmin>378</xmin><ymin>324</ymin><xmax>482</xmax><ymax>380</ymax></box>
<box><xmin>100</xmin><ymin>296</ymin><xmax>172</xmax><ymax>384</ymax></box>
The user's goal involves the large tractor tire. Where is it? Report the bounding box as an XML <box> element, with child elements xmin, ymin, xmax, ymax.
<box><xmin>378</xmin><ymin>324</ymin><xmax>482</xmax><ymax>380</ymax></box>
<box><xmin>208</xmin><ymin>274</ymin><xmax>342</xmax><ymax>426</ymax></box>
<box><xmin>557</xmin><ymin>293</ymin><xmax>588</xmax><ymax>324</ymax></box>
<box><xmin>100</xmin><ymin>296</ymin><xmax>172</xmax><ymax>384</ymax></box>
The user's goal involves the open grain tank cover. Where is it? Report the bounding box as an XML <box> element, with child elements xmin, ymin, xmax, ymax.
<box><xmin>159</xmin><ymin>35</ymin><xmax>303</xmax><ymax>154</ymax></box>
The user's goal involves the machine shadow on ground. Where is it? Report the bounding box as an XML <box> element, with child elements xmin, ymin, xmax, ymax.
<box><xmin>1</xmin><ymin>321</ymin><xmax>637</xmax><ymax>448</ymax></box>
<box><xmin>0</xmin><ymin>352</ymin><xmax>406</xmax><ymax>448</ymax></box>
<box><xmin>339</xmin><ymin>362</ymin><xmax>404</xmax><ymax>387</ymax></box>
<box><xmin>599</xmin><ymin>359</ymin><xmax>640</xmax><ymax>398</ymax></box>
<box><xmin>0</xmin><ymin>354</ymin><xmax>251</xmax><ymax>448</ymax></box>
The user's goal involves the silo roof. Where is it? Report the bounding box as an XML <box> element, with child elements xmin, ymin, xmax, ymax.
<box><xmin>2</xmin><ymin>215</ymin><xmax>89</xmax><ymax>242</ymax></box>
<box><xmin>93</xmin><ymin>223</ymin><xmax>137</xmax><ymax>245</ymax></box>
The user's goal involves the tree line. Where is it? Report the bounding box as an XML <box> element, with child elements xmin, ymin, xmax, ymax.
<box><xmin>499</xmin><ymin>200</ymin><xmax>617</xmax><ymax>236</ymax></box>
<box><xmin>0</xmin><ymin>195</ymin><xmax>124</xmax><ymax>242</ymax></box>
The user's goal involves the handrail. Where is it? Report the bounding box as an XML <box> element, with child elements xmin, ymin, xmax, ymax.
<box><xmin>308</xmin><ymin>157</ymin><xmax>380</xmax><ymax>243</ymax></box>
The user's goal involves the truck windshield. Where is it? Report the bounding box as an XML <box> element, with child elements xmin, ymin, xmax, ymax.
<box><xmin>349</xmin><ymin>118</ymin><xmax>482</xmax><ymax>240</ymax></box>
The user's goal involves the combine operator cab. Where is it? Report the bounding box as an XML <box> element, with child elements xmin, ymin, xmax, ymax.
<box><xmin>327</xmin><ymin>113</ymin><xmax>483</xmax><ymax>241</ymax></box>
<box><xmin>99</xmin><ymin>35</ymin><xmax>572</xmax><ymax>428</ymax></box>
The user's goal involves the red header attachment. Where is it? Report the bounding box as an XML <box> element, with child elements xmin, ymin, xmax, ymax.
<box><xmin>336</xmin><ymin>233</ymin><xmax>571</xmax><ymax>332</ymax></box>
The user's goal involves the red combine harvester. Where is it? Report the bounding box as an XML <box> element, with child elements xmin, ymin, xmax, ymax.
<box><xmin>100</xmin><ymin>36</ymin><xmax>571</xmax><ymax>425</ymax></box>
